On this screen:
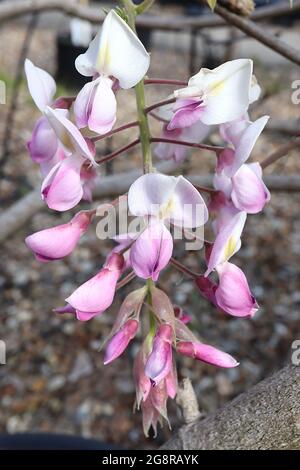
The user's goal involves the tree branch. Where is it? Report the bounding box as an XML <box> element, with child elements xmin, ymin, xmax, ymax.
<box><xmin>214</xmin><ymin>3</ymin><xmax>300</xmax><ymax>66</ymax></box>
<box><xmin>161</xmin><ymin>365</ymin><xmax>300</xmax><ymax>450</ymax></box>
<box><xmin>0</xmin><ymin>0</ymin><xmax>300</xmax><ymax>31</ymax></box>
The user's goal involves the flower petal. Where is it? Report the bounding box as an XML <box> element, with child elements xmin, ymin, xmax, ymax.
<box><xmin>24</xmin><ymin>58</ymin><xmax>56</xmax><ymax>111</ymax></box>
<box><xmin>231</xmin><ymin>163</ymin><xmax>270</xmax><ymax>214</ymax></box>
<box><xmin>225</xmin><ymin>115</ymin><xmax>269</xmax><ymax>177</ymax></box>
<box><xmin>215</xmin><ymin>262</ymin><xmax>259</xmax><ymax>317</ymax></box>
<box><xmin>205</xmin><ymin>210</ymin><xmax>247</xmax><ymax>275</ymax></box>
<box><xmin>130</xmin><ymin>219</ymin><xmax>173</xmax><ymax>281</ymax></box>
<box><xmin>45</xmin><ymin>107</ymin><xmax>95</xmax><ymax>162</ymax></box>
<box><xmin>41</xmin><ymin>154</ymin><xmax>84</xmax><ymax>211</ymax></box>
<box><xmin>88</xmin><ymin>77</ymin><xmax>116</xmax><ymax>134</ymax></box>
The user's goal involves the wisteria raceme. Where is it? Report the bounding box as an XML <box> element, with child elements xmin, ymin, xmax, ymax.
<box><xmin>24</xmin><ymin>2</ymin><xmax>272</xmax><ymax>436</ymax></box>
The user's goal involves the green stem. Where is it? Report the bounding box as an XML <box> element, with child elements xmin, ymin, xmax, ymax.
<box><xmin>121</xmin><ymin>0</ymin><xmax>153</xmax><ymax>173</ymax></box>
<box><xmin>146</xmin><ymin>278</ymin><xmax>156</xmax><ymax>348</ymax></box>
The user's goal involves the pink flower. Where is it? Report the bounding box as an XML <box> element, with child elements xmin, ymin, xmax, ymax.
<box><xmin>65</xmin><ymin>253</ymin><xmax>124</xmax><ymax>321</ymax></box>
<box><xmin>41</xmin><ymin>107</ymin><xmax>96</xmax><ymax>211</ymax></box>
<box><xmin>25</xmin><ymin>210</ymin><xmax>93</xmax><ymax>262</ymax></box>
<box><xmin>169</xmin><ymin>59</ymin><xmax>253</xmax><ymax>129</ymax></box>
<box><xmin>104</xmin><ymin>319</ymin><xmax>139</xmax><ymax>365</ymax></box>
<box><xmin>231</xmin><ymin>163</ymin><xmax>271</xmax><ymax>214</ymax></box>
<box><xmin>74</xmin><ymin>10</ymin><xmax>150</xmax><ymax>134</ymax></box>
<box><xmin>196</xmin><ymin>262</ymin><xmax>258</xmax><ymax>318</ymax></box>
<box><xmin>128</xmin><ymin>173</ymin><xmax>208</xmax><ymax>280</ymax></box>
<box><xmin>129</xmin><ymin>218</ymin><xmax>173</xmax><ymax>281</ymax></box>
<box><xmin>214</xmin><ymin>262</ymin><xmax>258</xmax><ymax>317</ymax></box>
<box><xmin>145</xmin><ymin>324</ymin><xmax>173</xmax><ymax>385</ymax></box>
<box><xmin>177</xmin><ymin>341</ymin><xmax>239</xmax><ymax>368</ymax></box>
<box><xmin>213</xmin><ymin>116</ymin><xmax>270</xmax><ymax>215</ymax></box>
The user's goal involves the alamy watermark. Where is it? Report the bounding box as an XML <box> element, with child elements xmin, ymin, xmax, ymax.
<box><xmin>0</xmin><ymin>80</ymin><xmax>6</xmax><ymax>105</ymax></box>
<box><xmin>95</xmin><ymin>198</ymin><xmax>206</xmax><ymax>251</ymax></box>
<box><xmin>291</xmin><ymin>80</ymin><xmax>300</xmax><ymax>104</ymax></box>
<box><xmin>0</xmin><ymin>340</ymin><xmax>6</xmax><ymax>365</ymax></box>
<box><xmin>291</xmin><ymin>340</ymin><xmax>300</xmax><ymax>365</ymax></box>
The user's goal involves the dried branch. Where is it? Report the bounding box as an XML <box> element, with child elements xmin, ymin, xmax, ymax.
<box><xmin>214</xmin><ymin>3</ymin><xmax>300</xmax><ymax>66</ymax></box>
<box><xmin>161</xmin><ymin>365</ymin><xmax>300</xmax><ymax>450</ymax></box>
<box><xmin>0</xmin><ymin>0</ymin><xmax>299</xmax><ymax>32</ymax></box>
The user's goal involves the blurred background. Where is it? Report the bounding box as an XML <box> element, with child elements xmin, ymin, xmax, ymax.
<box><xmin>0</xmin><ymin>0</ymin><xmax>299</xmax><ymax>449</ymax></box>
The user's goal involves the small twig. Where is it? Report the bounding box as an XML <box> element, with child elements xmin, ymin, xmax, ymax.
<box><xmin>170</xmin><ymin>257</ymin><xmax>199</xmax><ymax>278</ymax></box>
<box><xmin>214</xmin><ymin>3</ymin><xmax>300</xmax><ymax>66</ymax></box>
<box><xmin>116</xmin><ymin>271</ymin><xmax>136</xmax><ymax>290</ymax></box>
<box><xmin>144</xmin><ymin>97</ymin><xmax>176</xmax><ymax>115</ymax></box>
<box><xmin>195</xmin><ymin>185</ymin><xmax>216</xmax><ymax>194</ymax></box>
<box><xmin>261</xmin><ymin>137</ymin><xmax>300</xmax><ymax>169</ymax></box>
<box><xmin>151</xmin><ymin>137</ymin><xmax>224</xmax><ymax>154</ymax></box>
<box><xmin>92</xmin><ymin>121</ymin><xmax>139</xmax><ymax>143</ymax></box>
<box><xmin>96</xmin><ymin>139</ymin><xmax>140</xmax><ymax>164</ymax></box>
<box><xmin>144</xmin><ymin>78</ymin><xmax>188</xmax><ymax>86</ymax></box>
<box><xmin>176</xmin><ymin>378</ymin><xmax>202</xmax><ymax>425</ymax></box>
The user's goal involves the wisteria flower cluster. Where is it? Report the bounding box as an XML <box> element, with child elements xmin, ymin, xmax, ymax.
<box><xmin>24</xmin><ymin>3</ymin><xmax>270</xmax><ymax>436</ymax></box>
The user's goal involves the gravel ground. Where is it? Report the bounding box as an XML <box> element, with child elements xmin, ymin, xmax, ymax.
<box><xmin>0</xmin><ymin>18</ymin><xmax>299</xmax><ymax>449</ymax></box>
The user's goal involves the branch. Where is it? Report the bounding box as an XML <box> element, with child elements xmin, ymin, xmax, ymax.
<box><xmin>151</xmin><ymin>137</ymin><xmax>224</xmax><ymax>153</ymax></box>
<box><xmin>161</xmin><ymin>365</ymin><xmax>300</xmax><ymax>450</ymax></box>
<box><xmin>214</xmin><ymin>3</ymin><xmax>300</xmax><ymax>66</ymax></box>
<box><xmin>261</xmin><ymin>138</ymin><xmax>300</xmax><ymax>169</ymax></box>
<box><xmin>0</xmin><ymin>0</ymin><xmax>300</xmax><ymax>31</ymax></box>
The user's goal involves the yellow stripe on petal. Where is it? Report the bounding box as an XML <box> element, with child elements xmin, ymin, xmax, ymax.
<box><xmin>209</xmin><ymin>80</ymin><xmax>226</xmax><ymax>97</ymax></box>
<box><xmin>224</xmin><ymin>235</ymin><xmax>237</xmax><ymax>260</ymax></box>
<box><xmin>97</xmin><ymin>42</ymin><xmax>111</xmax><ymax>74</ymax></box>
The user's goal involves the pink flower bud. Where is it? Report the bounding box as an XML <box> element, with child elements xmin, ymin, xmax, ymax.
<box><xmin>134</xmin><ymin>350</ymin><xmax>151</xmax><ymax>408</ymax></box>
<box><xmin>65</xmin><ymin>253</ymin><xmax>124</xmax><ymax>321</ymax></box>
<box><xmin>25</xmin><ymin>210</ymin><xmax>93</xmax><ymax>262</ymax></box>
<box><xmin>104</xmin><ymin>319</ymin><xmax>139</xmax><ymax>365</ymax></box>
<box><xmin>130</xmin><ymin>219</ymin><xmax>173</xmax><ymax>281</ymax></box>
<box><xmin>177</xmin><ymin>341</ymin><xmax>239</xmax><ymax>368</ymax></box>
<box><xmin>145</xmin><ymin>324</ymin><xmax>173</xmax><ymax>385</ymax></box>
<box><xmin>27</xmin><ymin>116</ymin><xmax>58</xmax><ymax>163</ymax></box>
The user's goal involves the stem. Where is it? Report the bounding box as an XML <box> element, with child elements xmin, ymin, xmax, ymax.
<box><xmin>96</xmin><ymin>138</ymin><xmax>140</xmax><ymax>164</ymax></box>
<box><xmin>151</xmin><ymin>137</ymin><xmax>224</xmax><ymax>154</ymax></box>
<box><xmin>170</xmin><ymin>257</ymin><xmax>199</xmax><ymax>278</ymax></box>
<box><xmin>144</xmin><ymin>97</ymin><xmax>176</xmax><ymax>115</ymax></box>
<box><xmin>144</xmin><ymin>78</ymin><xmax>188</xmax><ymax>86</ymax></box>
<box><xmin>116</xmin><ymin>271</ymin><xmax>136</xmax><ymax>290</ymax></box>
<box><xmin>92</xmin><ymin>121</ymin><xmax>139</xmax><ymax>143</ymax></box>
<box><xmin>195</xmin><ymin>185</ymin><xmax>217</xmax><ymax>194</ymax></box>
<box><xmin>146</xmin><ymin>278</ymin><xmax>156</xmax><ymax>339</ymax></box>
<box><xmin>135</xmin><ymin>0</ymin><xmax>156</xmax><ymax>15</ymax></box>
<box><xmin>261</xmin><ymin>137</ymin><xmax>300</xmax><ymax>169</ymax></box>
<box><xmin>122</xmin><ymin>0</ymin><xmax>153</xmax><ymax>173</ymax></box>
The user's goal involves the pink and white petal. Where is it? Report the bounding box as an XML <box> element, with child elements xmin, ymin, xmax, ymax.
<box><xmin>66</xmin><ymin>268</ymin><xmax>119</xmax><ymax>314</ymax></box>
<box><xmin>42</xmin><ymin>155</ymin><xmax>84</xmax><ymax>212</ymax></box>
<box><xmin>191</xmin><ymin>59</ymin><xmax>253</xmax><ymax>125</ymax></box>
<box><xmin>225</xmin><ymin>115</ymin><xmax>269</xmax><ymax>177</ymax></box>
<box><xmin>24</xmin><ymin>59</ymin><xmax>56</xmax><ymax>111</ymax></box>
<box><xmin>205</xmin><ymin>210</ymin><xmax>247</xmax><ymax>275</ymax></box>
<box><xmin>215</xmin><ymin>262</ymin><xmax>259</xmax><ymax>317</ymax></box>
<box><xmin>45</xmin><ymin>107</ymin><xmax>94</xmax><ymax>162</ymax></box>
<box><xmin>130</xmin><ymin>220</ymin><xmax>173</xmax><ymax>281</ymax></box>
<box><xmin>128</xmin><ymin>173</ymin><xmax>178</xmax><ymax>218</ymax></box>
<box><xmin>88</xmin><ymin>77</ymin><xmax>116</xmax><ymax>134</ymax></box>
<box><xmin>169</xmin><ymin>175</ymin><xmax>208</xmax><ymax>228</ymax></box>
<box><xmin>98</xmin><ymin>10</ymin><xmax>150</xmax><ymax>89</ymax></box>
<box><xmin>231</xmin><ymin>164</ymin><xmax>270</xmax><ymax>214</ymax></box>
<box><xmin>75</xmin><ymin>31</ymin><xmax>101</xmax><ymax>77</ymax></box>
<box><xmin>74</xmin><ymin>79</ymin><xmax>98</xmax><ymax>129</ymax></box>
<box><xmin>27</xmin><ymin>116</ymin><xmax>58</xmax><ymax>163</ymax></box>
<box><xmin>167</xmin><ymin>101</ymin><xmax>204</xmax><ymax>130</ymax></box>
